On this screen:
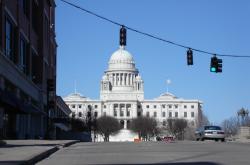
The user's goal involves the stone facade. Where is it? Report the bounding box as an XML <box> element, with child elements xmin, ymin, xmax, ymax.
<box><xmin>64</xmin><ymin>46</ymin><xmax>203</xmax><ymax>141</ymax></box>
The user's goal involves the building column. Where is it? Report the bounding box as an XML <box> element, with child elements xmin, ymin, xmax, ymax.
<box><xmin>117</xmin><ymin>104</ymin><xmax>120</xmax><ymax>117</ymax></box>
<box><xmin>124</xmin><ymin>120</ymin><xmax>127</xmax><ymax>129</ymax></box>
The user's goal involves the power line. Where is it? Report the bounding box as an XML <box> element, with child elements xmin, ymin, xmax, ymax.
<box><xmin>59</xmin><ymin>0</ymin><xmax>250</xmax><ymax>58</ymax></box>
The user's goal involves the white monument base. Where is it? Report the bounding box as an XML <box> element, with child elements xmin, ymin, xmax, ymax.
<box><xmin>109</xmin><ymin>129</ymin><xmax>138</xmax><ymax>142</ymax></box>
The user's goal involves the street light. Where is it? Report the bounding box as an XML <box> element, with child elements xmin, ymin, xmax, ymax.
<box><xmin>237</xmin><ymin>108</ymin><xmax>249</xmax><ymax>126</ymax></box>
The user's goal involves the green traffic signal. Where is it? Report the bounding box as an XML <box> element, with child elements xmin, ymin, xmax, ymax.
<box><xmin>210</xmin><ymin>55</ymin><xmax>222</xmax><ymax>73</ymax></box>
<box><xmin>210</xmin><ymin>67</ymin><xmax>216</xmax><ymax>72</ymax></box>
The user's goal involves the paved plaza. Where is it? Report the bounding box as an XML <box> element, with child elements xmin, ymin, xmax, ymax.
<box><xmin>0</xmin><ymin>140</ymin><xmax>78</xmax><ymax>165</ymax></box>
<box><xmin>38</xmin><ymin>141</ymin><xmax>250</xmax><ymax>165</ymax></box>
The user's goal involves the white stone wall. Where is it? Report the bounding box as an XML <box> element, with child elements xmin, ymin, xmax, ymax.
<box><xmin>64</xmin><ymin>93</ymin><xmax>202</xmax><ymax>129</ymax></box>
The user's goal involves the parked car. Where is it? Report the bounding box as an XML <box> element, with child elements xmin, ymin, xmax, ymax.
<box><xmin>195</xmin><ymin>125</ymin><xmax>225</xmax><ymax>142</ymax></box>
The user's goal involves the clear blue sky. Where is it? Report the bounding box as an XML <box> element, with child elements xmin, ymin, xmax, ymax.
<box><xmin>56</xmin><ymin>0</ymin><xmax>250</xmax><ymax>124</ymax></box>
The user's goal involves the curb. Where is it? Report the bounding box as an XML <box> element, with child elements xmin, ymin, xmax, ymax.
<box><xmin>23</xmin><ymin>140</ymin><xmax>79</xmax><ymax>165</ymax></box>
<box><xmin>0</xmin><ymin>141</ymin><xmax>80</xmax><ymax>165</ymax></box>
<box><xmin>25</xmin><ymin>146</ymin><xmax>59</xmax><ymax>165</ymax></box>
<box><xmin>60</xmin><ymin>140</ymin><xmax>80</xmax><ymax>148</ymax></box>
<box><xmin>27</xmin><ymin>141</ymin><xmax>80</xmax><ymax>164</ymax></box>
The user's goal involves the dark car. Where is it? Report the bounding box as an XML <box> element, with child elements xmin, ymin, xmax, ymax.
<box><xmin>195</xmin><ymin>125</ymin><xmax>225</xmax><ymax>142</ymax></box>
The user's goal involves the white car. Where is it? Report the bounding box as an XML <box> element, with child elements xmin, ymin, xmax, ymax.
<box><xmin>195</xmin><ymin>125</ymin><xmax>225</xmax><ymax>142</ymax></box>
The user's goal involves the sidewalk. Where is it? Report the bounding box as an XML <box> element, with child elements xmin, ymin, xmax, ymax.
<box><xmin>0</xmin><ymin>140</ymin><xmax>79</xmax><ymax>165</ymax></box>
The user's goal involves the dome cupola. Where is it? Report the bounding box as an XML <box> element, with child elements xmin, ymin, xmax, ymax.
<box><xmin>108</xmin><ymin>46</ymin><xmax>137</xmax><ymax>71</ymax></box>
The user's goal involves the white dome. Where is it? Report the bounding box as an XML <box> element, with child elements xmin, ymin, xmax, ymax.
<box><xmin>108</xmin><ymin>46</ymin><xmax>136</xmax><ymax>71</ymax></box>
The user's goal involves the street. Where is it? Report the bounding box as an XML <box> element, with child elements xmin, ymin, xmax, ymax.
<box><xmin>38</xmin><ymin>141</ymin><xmax>250</xmax><ymax>165</ymax></box>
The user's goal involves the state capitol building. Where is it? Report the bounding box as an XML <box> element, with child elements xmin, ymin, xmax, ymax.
<box><xmin>64</xmin><ymin>42</ymin><xmax>203</xmax><ymax>141</ymax></box>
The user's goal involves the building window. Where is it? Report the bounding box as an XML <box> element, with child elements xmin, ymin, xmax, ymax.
<box><xmin>120</xmin><ymin>109</ymin><xmax>124</xmax><ymax>117</ymax></box>
<box><xmin>162</xmin><ymin>111</ymin><xmax>166</xmax><ymax>117</ymax></box>
<box><xmin>169</xmin><ymin>112</ymin><xmax>172</xmax><ymax>118</ymax></box>
<box><xmin>174</xmin><ymin>105</ymin><xmax>178</xmax><ymax>109</ymax></box>
<box><xmin>154</xmin><ymin>112</ymin><xmax>157</xmax><ymax>117</ymax></box>
<box><xmin>31</xmin><ymin>51</ymin><xmax>40</xmax><ymax>83</ymax></box>
<box><xmin>127</xmin><ymin>109</ymin><xmax>130</xmax><ymax>117</ymax></box>
<box><xmin>95</xmin><ymin>105</ymin><xmax>98</xmax><ymax>109</ymax></box>
<box><xmin>19</xmin><ymin>35</ymin><xmax>28</xmax><ymax>74</ymax></box>
<box><xmin>137</xmin><ymin>105</ymin><xmax>141</xmax><ymax>109</ymax></box>
<box><xmin>184</xmin><ymin>105</ymin><xmax>187</xmax><ymax>109</ymax></box>
<box><xmin>72</xmin><ymin>105</ymin><xmax>75</xmax><ymax>108</ymax></box>
<box><xmin>137</xmin><ymin>111</ymin><xmax>141</xmax><ymax>117</ymax></box>
<box><xmin>104</xmin><ymin>105</ymin><xmax>106</xmax><ymax>109</ymax></box>
<box><xmin>191</xmin><ymin>112</ymin><xmax>195</xmax><ymax>118</ymax></box>
<box><xmin>5</xmin><ymin>17</ymin><xmax>14</xmax><ymax>61</ymax></box>
<box><xmin>163</xmin><ymin>120</ymin><xmax>166</xmax><ymax>126</ymax></box>
<box><xmin>162</xmin><ymin>104</ymin><xmax>165</xmax><ymax>108</ymax></box>
<box><xmin>20</xmin><ymin>0</ymin><xmax>29</xmax><ymax>17</ymax></box>
<box><xmin>103</xmin><ymin>112</ymin><xmax>106</xmax><ymax>116</ymax></box>
<box><xmin>175</xmin><ymin>112</ymin><xmax>178</xmax><ymax>118</ymax></box>
<box><xmin>168</xmin><ymin>105</ymin><xmax>172</xmax><ymax>109</ymax></box>
<box><xmin>78</xmin><ymin>105</ymin><xmax>82</xmax><ymax>109</ymax></box>
<box><xmin>154</xmin><ymin>105</ymin><xmax>157</xmax><ymax>109</ymax></box>
<box><xmin>32</xmin><ymin>0</ymin><xmax>39</xmax><ymax>33</ymax></box>
<box><xmin>71</xmin><ymin>112</ymin><xmax>75</xmax><ymax>118</ymax></box>
<box><xmin>78</xmin><ymin>112</ymin><xmax>82</xmax><ymax>117</ymax></box>
<box><xmin>146</xmin><ymin>105</ymin><xmax>149</xmax><ymax>108</ymax></box>
<box><xmin>146</xmin><ymin>112</ymin><xmax>150</xmax><ymax>117</ymax></box>
<box><xmin>94</xmin><ymin>112</ymin><xmax>98</xmax><ymax>118</ymax></box>
<box><xmin>184</xmin><ymin>112</ymin><xmax>187</xmax><ymax>118</ymax></box>
<box><xmin>191</xmin><ymin>105</ymin><xmax>194</xmax><ymax>109</ymax></box>
<box><xmin>114</xmin><ymin>109</ymin><xmax>117</xmax><ymax>117</ymax></box>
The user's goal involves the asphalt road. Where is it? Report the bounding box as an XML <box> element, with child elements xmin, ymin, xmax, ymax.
<box><xmin>38</xmin><ymin>141</ymin><xmax>250</xmax><ymax>165</ymax></box>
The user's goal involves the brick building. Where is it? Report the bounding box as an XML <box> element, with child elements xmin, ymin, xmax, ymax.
<box><xmin>0</xmin><ymin>0</ymin><xmax>57</xmax><ymax>139</ymax></box>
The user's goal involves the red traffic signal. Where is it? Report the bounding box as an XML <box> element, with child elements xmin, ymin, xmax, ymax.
<box><xmin>120</xmin><ymin>25</ymin><xmax>126</xmax><ymax>46</ymax></box>
<box><xmin>187</xmin><ymin>48</ymin><xmax>193</xmax><ymax>65</ymax></box>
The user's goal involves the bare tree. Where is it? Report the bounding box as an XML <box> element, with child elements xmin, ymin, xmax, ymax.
<box><xmin>96</xmin><ymin>116</ymin><xmax>120</xmax><ymax>142</ymax></box>
<box><xmin>221</xmin><ymin>117</ymin><xmax>239</xmax><ymax>137</ymax></box>
<box><xmin>130</xmin><ymin>116</ymin><xmax>159</xmax><ymax>141</ymax></box>
<box><xmin>70</xmin><ymin>118</ymin><xmax>87</xmax><ymax>132</ymax></box>
<box><xmin>198</xmin><ymin>113</ymin><xmax>210</xmax><ymax>127</ymax></box>
<box><xmin>167</xmin><ymin>118</ymin><xmax>188</xmax><ymax>140</ymax></box>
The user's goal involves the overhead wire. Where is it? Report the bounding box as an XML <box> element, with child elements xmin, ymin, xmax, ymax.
<box><xmin>59</xmin><ymin>0</ymin><xmax>250</xmax><ymax>58</ymax></box>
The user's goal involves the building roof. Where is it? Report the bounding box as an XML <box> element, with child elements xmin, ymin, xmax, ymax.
<box><xmin>155</xmin><ymin>92</ymin><xmax>178</xmax><ymax>100</ymax></box>
<box><xmin>63</xmin><ymin>93</ymin><xmax>91</xmax><ymax>101</ymax></box>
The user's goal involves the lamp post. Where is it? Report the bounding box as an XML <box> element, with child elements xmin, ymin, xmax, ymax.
<box><xmin>237</xmin><ymin>108</ymin><xmax>249</xmax><ymax>126</ymax></box>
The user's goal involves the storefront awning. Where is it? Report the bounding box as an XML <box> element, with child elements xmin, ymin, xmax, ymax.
<box><xmin>54</xmin><ymin>123</ymin><xmax>70</xmax><ymax>131</ymax></box>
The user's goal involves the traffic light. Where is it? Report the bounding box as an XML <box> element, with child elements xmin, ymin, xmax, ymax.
<box><xmin>210</xmin><ymin>55</ymin><xmax>223</xmax><ymax>73</ymax></box>
<box><xmin>216</xmin><ymin>58</ymin><xmax>223</xmax><ymax>73</ymax></box>
<box><xmin>120</xmin><ymin>25</ymin><xmax>126</xmax><ymax>46</ymax></box>
<box><xmin>187</xmin><ymin>48</ymin><xmax>193</xmax><ymax>65</ymax></box>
